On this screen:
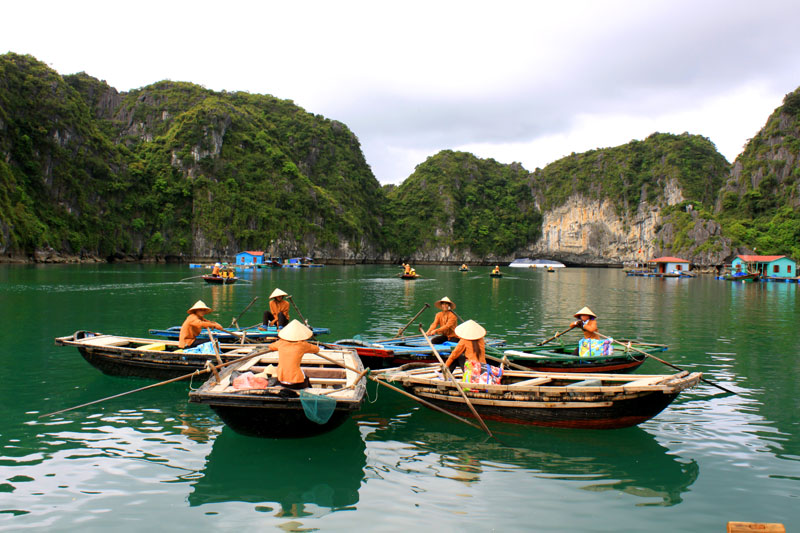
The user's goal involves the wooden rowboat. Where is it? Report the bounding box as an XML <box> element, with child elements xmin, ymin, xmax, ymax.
<box><xmin>723</xmin><ymin>273</ymin><xmax>760</xmax><ymax>282</ymax></box>
<box><xmin>55</xmin><ymin>331</ymin><xmax>266</xmax><ymax>380</ymax></box>
<box><xmin>203</xmin><ymin>275</ymin><xmax>239</xmax><ymax>284</ymax></box>
<box><xmin>400</xmin><ymin>273</ymin><xmax>420</xmax><ymax>279</ymax></box>
<box><xmin>189</xmin><ymin>348</ymin><xmax>366</xmax><ymax>438</ymax></box>
<box><xmin>377</xmin><ymin>366</ymin><xmax>701</xmax><ymax>430</ymax></box>
<box><xmin>490</xmin><ymin>272</ymin><xmax>503</xmax><ymax>278</ymax></box>
<box><xmin>491</xmin><ymin>342</ymin><xmax>662</xmax><ymax>373</ymax></box>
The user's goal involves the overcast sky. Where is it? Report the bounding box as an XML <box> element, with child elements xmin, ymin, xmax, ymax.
<box><xmin>4</xmin><ymin>1</ymin><xmax>800</xmax><ymax>184</ymax></box>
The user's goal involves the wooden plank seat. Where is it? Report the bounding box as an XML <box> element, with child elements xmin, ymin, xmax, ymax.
<box><xmin>508</xmin><ymin>377</ymin><xmax>552</xmax><ymax>387</ymax></box>
<box><xmin>80</xmin><ymin>336</ymin><xmax>131</xmax><ymax>347</ymax></box>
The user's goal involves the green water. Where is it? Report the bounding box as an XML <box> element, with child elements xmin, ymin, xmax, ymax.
<box><xmin>0</xmin><ymin>264</ymin><xmax>797</xmax><ymax>531</ymax></box>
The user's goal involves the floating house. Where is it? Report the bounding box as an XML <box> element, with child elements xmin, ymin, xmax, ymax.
<box><xmin>648</xmin><ymin>256</ymin><xmax>690</xmax><ymax>275</ymax></box>
<box><xmin>235</xmin><ymin>251</ymin><xmax>265</xmax><ymax>266</ymax></box>
<box><xmin>731</xmin><ymin>255</ymin><xmax>796</xmax><ymax>279</ymax></box>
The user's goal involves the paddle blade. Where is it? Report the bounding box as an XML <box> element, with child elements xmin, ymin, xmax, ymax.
<box><xmin>299</xmin><ymin>390</ymin><xmax>337</xmax><ymax>424</ymax></box>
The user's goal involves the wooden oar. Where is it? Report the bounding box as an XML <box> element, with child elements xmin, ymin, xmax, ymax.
<box><xmin>419</xmin><ymin>326</ymin><xmax>494</xmax><ymax>438</ymax></box>
<box><xmin>592</xmin><ymin>330</ymin><xmax>737</xmax><ymax>395</ymax></box>
<box><xmin>312</xmin><ymin>348</ymin><xmax>482</xmax><ymax>431</ymax></box>
<box><xmin>38</xmin><ymin>347</ymin><xmax>270</xmax><ymax>418</ymax></box>
<box><xmin>231</xmin><ymin>296</ymin><xmax>259</xmax><ymax>327</ymax></box>
<box><xmin>287</xmin><ymin>296</ymin><xmax>309</xmax><ymax>326</ymax></box>
<box><xmin>396</xmin><ymin>303</ymin><xmax>431</xmax><ymax>337</ymax></box>
<box><xmin>179</xmin><ymin>274</ymin><xmax>206</xmax><ymax>282</ymax></box>
<box><xmin>536</xmin><ymin>325</ymin><xmax>576</xmax><ymax>346</ymax></box>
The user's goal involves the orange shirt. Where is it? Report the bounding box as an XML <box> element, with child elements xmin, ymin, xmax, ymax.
<box><xmin>444</xmin><ymin>338</ymin><xmax>486</xmax><ymax>367</ymax></box>
<box><xmin>427</xmin><ymin>310</ymin><xmax>457</xmax><ymax>338</ymax></box>
<box><xmin>576</xmin><ymin>319</ymin><xmax>600</xmax><ymax>339</ymax></box>
<box><xmin>268</xmin><ymin>299</ymin><xmax>290</xmax><ymax>325</ymax></box>
<box><xmin>211</xmin><ymin>265</ymin><xmax>220</xmax><ymax>276</ymax></box>
<box><xmin>179</xmin><ymin>313</ymin><xmax>221</xmax><ymax>348</ymax></box>
<box><xmin>267</xmin><ymin>339</ymin><xmax>320</xmax><ymax>384</ymax></box>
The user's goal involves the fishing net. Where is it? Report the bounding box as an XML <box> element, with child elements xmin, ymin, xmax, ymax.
<box><xmin>299</xmin><ymin>390</ymin><xmax>337</xmax><ymax>424</ymax></box>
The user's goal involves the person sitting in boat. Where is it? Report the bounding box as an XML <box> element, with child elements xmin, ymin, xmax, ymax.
<box><xmin>569</xmin><ymin>306</ymin><xmax>609</xmax><ymax>356</ymax></box>
<box><xmin>426</xmin><ymin>296</ymin><xmax>458</xmax><ymax>343</ymax></box>
<box><xmin>403</xmin><ymin>263</ymin><xmax>412</xmax><ymax>275</ymax></box>
<box><xmin>460</xmin><ymin>263</ymin><xmax>468</xmax><ymax>270</ymax></box>
<box><xmin>262</xmin><ymin>288</ymin><xmax>290</xmax><ymax>329</ymax></box>
<box><xmin>266</xmin><ymin>319</ymin><xmax>320</xmax><ymax>389</ymax></box>
<box><xmin>178</xmin><ymin>300</ymin><xmax>226</xmax><ymax>349</ymax></box>
<box><xmin>443</xmin><ymin>320</ymin><xmax>487</xmax><ymax>372</ymax></box>
<box><xmin>492</xmin><ymin>265</ymin><xmax>500</xmax><ymax>274</ymax></box>
<box><xmin>211</xmin><ymin>262</ymin><xmax>221</xmax><ymax>277</ymax></box>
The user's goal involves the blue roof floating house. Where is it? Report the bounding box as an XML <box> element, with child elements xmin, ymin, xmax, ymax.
<box><xmin>732</xmin><ymin>255</ymin><xmax>796</xmax><ymax>279</ymax></box>
<box><xmin>236</xmin><ymin>251</ymin><xmax>265</xmax><ymax>266</ymax></box>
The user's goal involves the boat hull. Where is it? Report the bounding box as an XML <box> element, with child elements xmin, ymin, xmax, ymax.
<box><xmin>203</xmin><ymin>276</ymin><xmax>238</xmax><ymax>284</ymax></box>
<box><xmin>407</xmin><ymin>387</ymin><xmax>680</xmax><ymax>429</ymax></box>
<box><xmin>148</xmin><ymin>325</ymin><xmax>330</xmax><ymax>342</ymax></box>
<box><xmin>208</xmin><ymin>400</ymin><xmax>353</xmax><ymax>438</ymax></box>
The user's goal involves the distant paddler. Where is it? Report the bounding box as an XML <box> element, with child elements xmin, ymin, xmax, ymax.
<box><xmin>211</xmin><ymin>262</ymin><xmax>222</xmax><ymax>277</ymax></box>
<box><xmin>402</xmin><ymin>263</ymin><xmax>413</xmax><ymax>276</ymax></box>
<box><xmin>262</xmin><ymin>288</ymin><xmax>290</xmax><ymax>329</ymax></box>
<box><xmin>491</xmin><ymin>265</ymin><xmax>501</xmax><ymax>275</ymax></box>
<box><xmin>178</xmin><ymin>300</ymin><xmax>226</xmax><ymax>349</ymax></box>
<box><xmin>266</xmin><ymin>319</ymin><xmax>320</xmax><ymax>390</ymax></box>
<box><xmin>426</xmin><ymin>296</ymin><xmax>458</xmax><ymax>344</ymax></box>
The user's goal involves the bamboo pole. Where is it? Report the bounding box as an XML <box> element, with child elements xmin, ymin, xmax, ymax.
<box><xmin>395</xmin><ymin>303</ymin><xmax>431</xmax><ymax>337</ymax></box>
<box><xmin>418</xmin><ymin>326</ymin><xmax>494</xmax><ymax>438</ymax></box>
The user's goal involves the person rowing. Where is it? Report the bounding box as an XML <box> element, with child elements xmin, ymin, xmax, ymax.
<box><xmin>262</xmin><ymin>288</ymin><xmax>290</xmax><ymax>329</ymax></box>
<box><xmin>178</xmin><ymin>300</ymin><xmax>226</xmax><ymax>349</ymax></box>
<box><xmin>266</xmin><ymin>319</ymin><xmax>320</xmax><ymax>390</ymax></box>
<box><xmin>443</xmin><ymin>320</ymin><xmax>487</xmax><ymax>372</ymax></box>
<box><xmin>569</xmin><ymin>306</ymin><xmax>612</xmax><ymax>357</ymax></box>
<box><xmin>426</xmin><ymin>296</ymin><xmax>458</xmax><ymax>344</ymax></box>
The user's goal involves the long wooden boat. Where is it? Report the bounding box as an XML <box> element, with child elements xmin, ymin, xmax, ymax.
<box><xmin>723</xmin><ymin>273</ymin><xmax>760</xmax><ymax>282</ymax></box>
<box><xmin>329</xmin><ymin>335</ymin><xmax>505</xmax><ymax>368</ymax></box>
<box><xmin>400</xmin><ymin>273</ymin><xmax>420</xmax><ymax>279</ymax></box>
<box><xmin>377</xmin><ymin>366</ymin><xmax>701</xmax><ymax>429</ymax></box>
<box><xmin>55</xmin><ymin>331</ymin><xmax>266</xmax><ymax>380</ymax></box>
<box><xmin>189</xmin><ymin>348</ymin><xmax>366</xmax><ymax>438</ymax></box>
<box><xmin>203</xmin><ymin>275</ymin><xmax>239</xmax><ymax>284</ymax></box>
<box><xmin>147</xmin><ymin>324</ymin><xmax>331</xmax><ymax>342</ymax></box>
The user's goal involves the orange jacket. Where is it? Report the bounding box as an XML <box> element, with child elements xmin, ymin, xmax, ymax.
<box><xmin>444</xmin><ymin>338</ymin><xmax>486</xmax><ymax>367</ymax></box>
<box><xmin>211</xmin><ymin>265</ymin><xmax>220</xmax><ymax>276</ymax></box>
<box><xmin>268</xmin><ymin>339</ymin><xmax>320</xmax><ymax>384</ymax></box>
<box><xmin>427</xmin><ymin>310</ymin><xmax>457</xmax><ymax>338</ymax></box>
<box><xmin>179</xmin><ymin>313</ymin><xmax>222</xmax><ymax>348</ymax></box>
<box><xmin>572</xmin><ymin>318</ymin><xmax>600</xmax><ymax>339</ymax></box>
<box><xmin>268</xmin><ymin>299</ymin><xmax>290</xmax><ymax>325</ymax></box>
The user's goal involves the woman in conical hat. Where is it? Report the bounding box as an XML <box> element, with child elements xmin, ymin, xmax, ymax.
<box><xmin>426</xmin><ymin>296</ymin><xmax>458</xmax><ymax>343</ymax></box>
<box><xmin>267</xmin><ymin>319</ymin><xmax>320</xmax><ymax>389</ymax></box>
<box><xmin>262</xmin><ymin>288</ymin><xmax>290</xmax><ymax>329</ymax></box>
<box><xmin>178</xmin><ymin>300</ymin><xmax>225</xmax><ymax>349</ymax></box>
<box><xmin>570</xmin><ymin>306</ymin><xmax>600</xmax><ymax>339</ymax></box>
<box><xmin>444</xmin><ymin>319</ymin><xmax>487</xmax><ymax>371</ymax></box>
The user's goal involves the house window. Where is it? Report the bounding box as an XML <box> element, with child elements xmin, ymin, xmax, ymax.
<box><xmin>774</xmin><ymin>265</ymin><xmax>780</xmax><ymax>273</ymax></box>
<box><xmin>676</xmin><ymin>265</ymin><xmax>682</xmax><ymax>271</ymax></box>
<box><xmin>789</xmin><ymin>265</ymin><xmax>793</xmax><ymax>274</ymax></box>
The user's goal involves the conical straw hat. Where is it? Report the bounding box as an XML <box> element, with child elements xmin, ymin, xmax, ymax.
<box><xmin>269</xmin><ymin>288</ymin><xmax>289</xmax><ymax>299</ymax></box>
<box><xmin>573</xmin><ymin>306</ymin><xmax>597</xmax><ymax>318</ymax></box>
<box><xmin>278</xmin><ymin>320</ymin><xmax>313</xmax><ymax>341</ymax></box>
<box><xmin>187</xmin><ymin>300</ymin><xmax>212</xmax><ymax>314</ymax></box>
<box><xmin>435</xmin><ymin>296</ymin><xmax>456</xmax><ymax>310</ymax></box>
<box><xmin>454</xmin><ymin>319</ymin><xmax>486</xmax><ymax>341</ymax></box>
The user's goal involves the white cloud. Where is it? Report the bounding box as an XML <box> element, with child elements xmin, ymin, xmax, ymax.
<box><xmin>3</xmin><ymin>0</ymin><xmax>799</xmax><ymax>184</ymax></box>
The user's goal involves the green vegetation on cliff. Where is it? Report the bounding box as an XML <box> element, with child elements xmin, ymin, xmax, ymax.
<box><xmin>385</xmin><ymin>151</ymin><xmax>541</xmax><ymax>257</ymax></box>
<box><xmin>716</xmin><ymin>88</ymin><xmax>800</xmax><ymax>259</ymax></box>
<box><xmin>528</xmin><ymin>132</ymin><xmax>729</xmax><ymax>214</ymax></box>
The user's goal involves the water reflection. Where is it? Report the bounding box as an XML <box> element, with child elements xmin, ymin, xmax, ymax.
<box><xmin>189</xmin><ymin>422</ymin><xmax>366</xmax><ymax>518</ymax></box>
<box><xmin>362</xmin><ymin>406</ymin><xmax>699</xmax><ymax>507</ymax></box>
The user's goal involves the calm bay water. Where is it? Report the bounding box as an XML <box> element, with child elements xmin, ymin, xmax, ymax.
<box><xmin>0</xmin><ymin>264</ymin><xmax>798</xmax><ymax>531</ymax></box>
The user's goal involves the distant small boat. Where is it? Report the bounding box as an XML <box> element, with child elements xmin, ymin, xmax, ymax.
<box><xmin>459</xmin><ymin>267</ymin><xmax>470</xmax><ymax>272</ymax></box>
<box><xmin>723</xmin><ymin>273</ymin><xmax>760</xmax><ymax>282</ymax></box>
<box><xmin>490</xmin><ymin>272</ymin><xmax>503</xmax><ymax>278</ymax></box>
<box><xmin>203</xmin><ymin>275</ymin><xmax>238</xmax><ymax>284</ymax></box>
<box><xmin>400</xmin><ymin>273</ymin><xmax>420</xmax><ymax>279</ymax></box>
